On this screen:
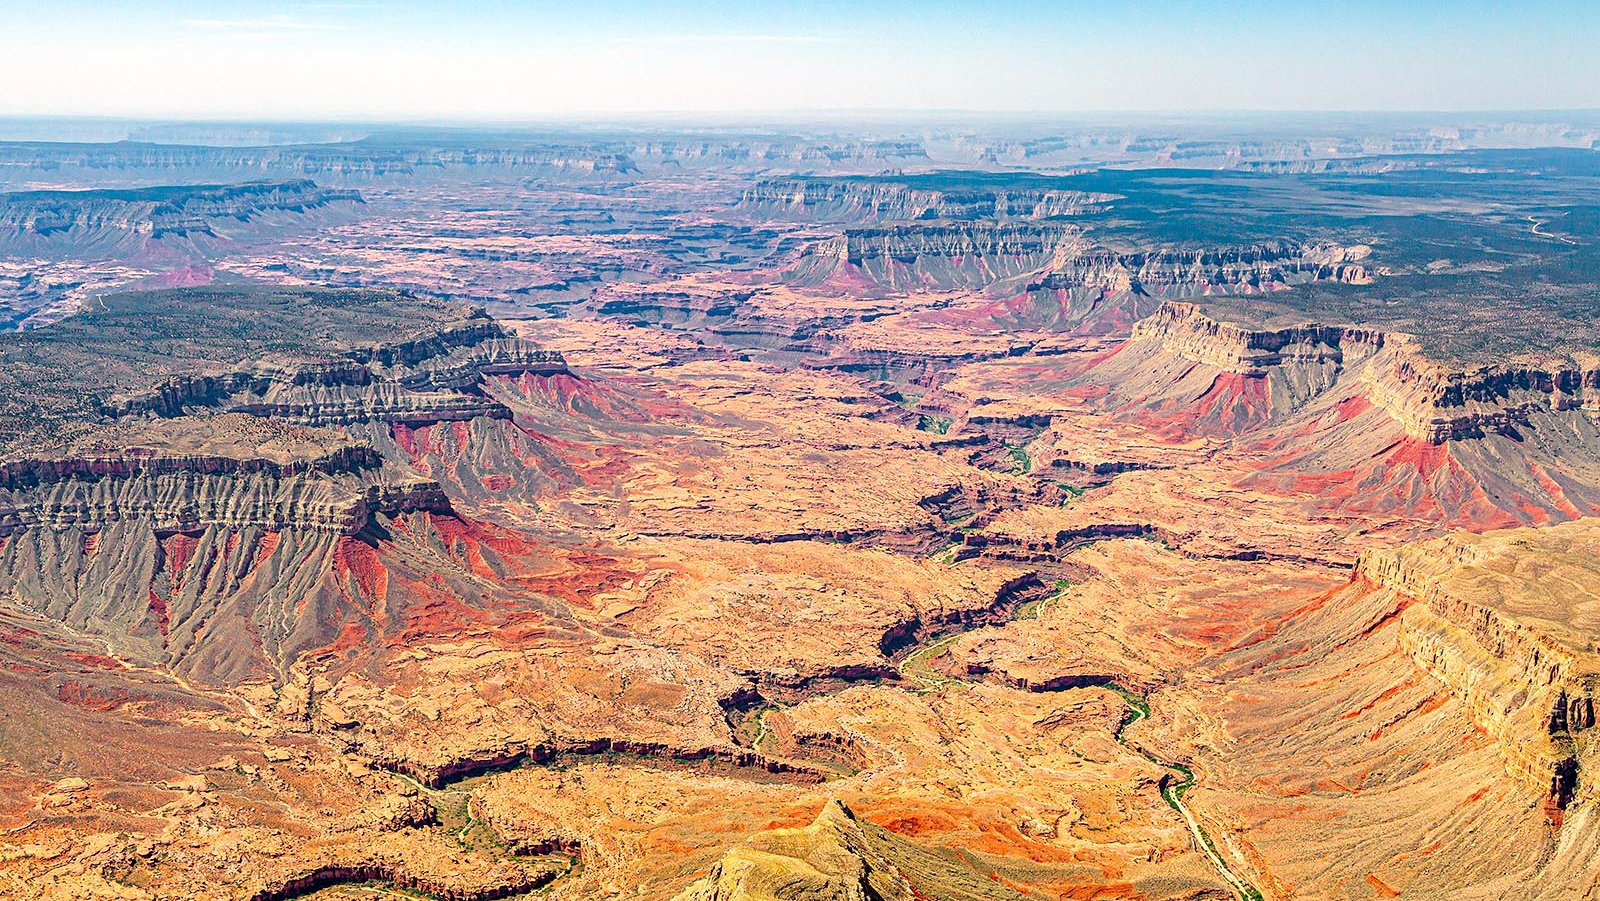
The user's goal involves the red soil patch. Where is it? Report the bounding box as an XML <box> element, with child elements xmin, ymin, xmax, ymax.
<box><xmin>1365</xmin><ymin>872</ymin><xmax>1401</xmax><ymax>897</ymax></box>
<box><xmin>160</xmin><ymin>533</ymin><xmax>200</xmax><ymax>588</ymax></box>
<box><xmin>57</xmin><ymin>681</ymin><xmax>138</xmax><ymax>712</ymax></box>
<box><xmin>147</xmin><ymin>589</ymin><xmax>171</xmax><ymax>638</ymax></box>
<box><xmin>62</xmin><ymin>652</ymin><xmax>124</xmax><ymax>670</ymax></box>
<box><xmin>333</xmin><ymin>537</ymin><xmax>390</xmax><ymax>610</ymax></box>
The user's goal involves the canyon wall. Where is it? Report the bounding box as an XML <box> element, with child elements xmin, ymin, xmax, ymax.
<box><xmin>740</xmin><ymin>177</ymin><xmax>1115</xmax><ymax>222</ymax></box>
<box><xmin>1356</xmin><ymin>524</ymin><xmax>1600</xmax><ymax>815</ymax></box>
<box><xmin>0</xmin><ymin>180</ymin><xmax>363</xmax><ymax>258</ymax></box>
<box><xmin>1134</xmin><ymin>301</ymin><xmax>1600</xmax><ymax>444</ymax></box>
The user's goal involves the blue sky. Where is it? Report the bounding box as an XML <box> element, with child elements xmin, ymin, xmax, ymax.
<box><xmin>3</xmin><ymin>0</ymin><xmax>1598</xmax><ymax>119</ymax></box>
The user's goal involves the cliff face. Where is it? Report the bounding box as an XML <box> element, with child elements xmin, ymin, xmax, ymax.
<box><xmin>1130</xmin><ymin>301</ymin><xmax>1387</xmax><ymax>375</ymax></box>
<box><xmin>1134</xmin><ymin>301</ymin><xmax>1600</xmax><ymax>445</ymax></box>
<box><xmin>0</xmin><ymin>287</ymin><xmax>569</xmax><ymax>684</ymax></box>
<box><xmin>984</xmin><ymin>242</ymin><xmax>1369</xmax><ymax>334</ymax></box>
<box><xmin>787</xmin><ymin>227</ymin><xmax>1370</xmax><ymax>327</ymax></box>
<box><xmin>1364</xmin><ymin>350</ymin><xmax>1600</xmax><ymax>444</ymax></box>
<box><xmin>0</xmin><ymin>439</ymin><xmax>451</xmax><ymax>538</ymax></box>
<box><xmin>740</xmin><ymin>177</ymin><xmax>1115</xmax><ymax>222</ymax></box>
<box><xmin>1355</xmin><ymin>521</ymin><xmax>1600</xmax><ymax>815</ymax></box>
<box><xmin>0</xmin><ymin>180</ymin><xmax>363</xmax><ymax>258</ymax></box>
<box><xmin>1081</xmin><ymin>301</ymin><xmax>1600</xmax><ymax>526</ymax></box>
<box><xmin>786</xmin><ymin>224</ymin><xmax>1086</xmax><ymax>293</ymax></box>
<box><xmin>0</xmin><ymin>137</ymin><xmax>931</xmax><ymax>184</ymax></box>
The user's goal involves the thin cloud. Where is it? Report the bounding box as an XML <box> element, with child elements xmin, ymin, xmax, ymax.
<box><xmin>614</xmin><ymin>33</ymin><xmax>846</xmax><ymax>46</ymax></box>
<box><xmin>181</xmin><ymin>16</ymin><xmax>343</xmax><ymax>32</ymax></box>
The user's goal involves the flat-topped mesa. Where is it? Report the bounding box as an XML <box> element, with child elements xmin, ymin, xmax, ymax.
<box><xmin>0</xmin><ymin>443</ymin><xmax>382</xmax><ymax>491</ymax></box>
<box><xmin>0</xmin><ymin>180</ymin><xmax>363</xmax><ymax>257</ymax></box>
<box><xmin>790</xmin><ymin>227</ymin><xmax>1372</xmax><ymax>306</ymax></box>
<box><xmin>787</xmin><ymin>223</ymin><xmax>1084</xmax><ymax>292</ymax></box>
<box><xmin>350</xmin><ymin>317</ymin><xmax>507</xmax><ymax>369</ymax></box>
<box><xmin>0</xmin><ymin>466</ymin><xmax>451</xmax><ymax>537</ymax></box>
<box><xmin>217</xmin><ymin>384</ymin><xmax>510</xmax><ymax>428</ymax></box>
<box><xmin>106</xmin><ymin>329</ymin><xmax>564</xmax><ymax>429</ymax></box>
<box><xmin>825</xmin><ymin>222</ymin><xmax>1082</xmax><ymax>262</ymax></box>
<box><xmin>740</xmin><ymin>176</ymin><xmax>1116</xmax><ymax>222</ymax></box>
<box><xmin>0</xmin><ymin>288</ymin><xmax>567</xmax><ymax>538</ymax></box>
<box><xmin>1044</xmin><ymin>241</ymin><xmax>1370</xmax><ymax>298</ymax></box>
<box><xmin>0</xmin><ymin>416</ymin><xmax>451</xmax><ymax>537</ymax></box>
<box><xmin>1366</xmin><ymin>350</ymin><xmax>1600</xmax><ymax>444</ymax></box>
<box><xmin>1356</xmin><ymin>522</ymin><xmax>1600</xmax><ymax>814</ymax></box>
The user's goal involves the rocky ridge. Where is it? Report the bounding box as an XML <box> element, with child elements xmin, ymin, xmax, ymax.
<box><xmin>787</xmin><ymin>227</ymin><xmax>1371</xmax><ymax>323</ymax></box>
<box><xmin>785</xmin><ymin>223</ymin><xmax>1084</xmax><ymax>293</ymax></box>
<box><xmin>0</xmin><ymin>180</ymin><xmax>362</xmax><ymax>258</ymax></box>
<box><xmin>0</xmin><ymin>287</ymin><xmax>569</xmax><ymax>682</ymax></box>
<box><xmin>740</xmin><ymin>176</ymin><xmax>1116</xmax><ymax>222</ymax></box>
<box><xmin>1134</xmin><ymin>301</ymin><xmax>1600</xmax><ymax>444</ymax></box>
<box><xmin>1355</xmin><ymin>521</ymin><xmax>1600</xmax><ymax>817</ymax></box>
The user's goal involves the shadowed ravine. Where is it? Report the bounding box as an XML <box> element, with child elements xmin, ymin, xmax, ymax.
<box><xmin>738</xmin><ymin>566</ymin><xmax>1268</xmax><ymax>901</ymax></box>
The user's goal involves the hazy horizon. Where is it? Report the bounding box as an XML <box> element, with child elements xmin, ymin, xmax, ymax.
<box><xmin>5</xmin><ymin>0</ymin><xmax>1599</xmax><ymax>120</ymax></box>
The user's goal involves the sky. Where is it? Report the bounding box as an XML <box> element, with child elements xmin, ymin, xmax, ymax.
<box><xmin>2</xmin><ymin>0</ymin><xmax>1598</xmax><ymax>120</ymax></box>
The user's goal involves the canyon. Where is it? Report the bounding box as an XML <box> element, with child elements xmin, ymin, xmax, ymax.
<box><xmin>0</xmin><ymin>119</ymin><xmax>1598</xmax><ymax>901</ymax></box>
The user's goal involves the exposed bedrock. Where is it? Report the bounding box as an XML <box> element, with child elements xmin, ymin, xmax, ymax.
<box><xmin>0</xmin><ymin>179</ymin><xmax>364</xmax><ymax>258</ymax></box>
<box><xmin>739</xmin><ymin>176</ymin><xmax>1116</xmax><ymax>222</ymax></box>
<box><xmin>246</xmin><ymin>860</ymin><xmax>551</xmax><ymax>901</ymax></box>
<box><xmin>1134</xmin><ymin>300</ymin><xmax>1600</xmax><ymax>444</ymax></box>
<box><xmin>0</xmin><ymin>462</ymin><xmax>449</xmax><ymax>537</ymax></box>
<box><xmin>110</xmin><ymin>326</ymin><xmax>557</xmax><ymax>424</ymax></box>
<box><xmin>1028</xmin><ymin>240</ymin><xmax>1369</xmax><ymax>301</ymax></box>
<box><xmin>1357</xmin><ymin>525</ymin><xmax>1600</xmax><ymax>817</ymax></box>
<box><xmin>672</xmin><ymin>801</ymin><xmax>918</xmax><ymax>901</ymax></box>
<box><xmin>787</xmin><ymin>225</ymin><xmax>1371</xmax><ymax>308</ymax></box>
<box><xmin>374</xmin><ymin>736</ymin><xmax>830</xmax><ymax>790</ymax></box>
<box><xmin>877</xmin><ymin>572</ymin><xmax>1051</xmax><ymax>660</ymax></box>
<box><xmin>0</xmin><ymin>328</ymin><xmax>566</xmax><ymax>535</ymax></box>
<box><xmin>786</xmin><ymin>223</ymin><xmax>1082</xmax><ymax>292</ymax></box>
<box><xmin>0</xmin><ymin>288</ymin><xmax>581</xmax><ymax>684</ymax></box>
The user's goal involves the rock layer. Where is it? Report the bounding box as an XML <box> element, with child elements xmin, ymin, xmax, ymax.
<box><xmin>1356</xmin><ymin>521</ymin><xmax>1600</xmax><ymax>815</ymax></box>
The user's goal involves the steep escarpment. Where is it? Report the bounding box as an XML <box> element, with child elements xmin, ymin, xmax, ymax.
<box><xmin>786</xmin><ymin>226</ymin><xmax>1371</xmax><ymax>335</ymax></box>
<box><xmin>963</xmin><ymin>242</ymin><xmax>1370</xmax><ymax>334</ymax></box>
<box><xmin>0</xmin><ymin>180</ymin><xmax>362</xmax><ymax>259</ymax></box>
<box><xmin>790</xmin><ymin>224</ymin><xmax>1088</xmax><ymax>294</ymax></box>
<box><xmin>740</xmin><ymin>176</ymin><xmax>1115</xmax><ymax>222</ymax></box>
<box><xmin>0</xmin><ymin>427</ymin><xmax>448</xmax><ymax>537</ymax></box>
<box><xmin>1362</xmin><ymin>346</ymin><xmax>1600</xmax><ymax>444</ymax></box>
<box><xmin>1078</xmin><ymin>302</ymin><xmax>1600</xmax><ymax>525</ymax></box>
<box><xmin>786</xmin><ymin>223</ymin><xmax>1084</xmax><ymax>294</ymax></box>
<box><xmin>0</xmin><ymin>285</ymin><xmax>554</xmax><ymax>449</ymax></box>
<box><xmin>0</xmin><ymin>286</ymin><xmax>569</xmax><ymax>683</ymax></box>
<box><xmin>0</xmin><ymin>135</ymin><xmax>930</xmax><ymax>184</ymax></box>
<box><xmin>1128</xmin><ymin>300</ymin><xmax>1600</xmax><ymax>443</ymax></box>
<box><xmin>1355</xmin><ymin>521</ymin><xmax>1600</xmax><ymax>818</ymax></box>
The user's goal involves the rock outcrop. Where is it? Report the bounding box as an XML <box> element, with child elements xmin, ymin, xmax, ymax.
<box><xmin>787</xmin><ymin>227</ymin><xmax>1371</xmax><ymax>328</ymax></box>
<box><xmin>974</xmin><ymin>242</ymin><xmax>1370</xmax><ymax>334</ymax></box>
<box><xmin>1133</xmin><ymin>301</ymin><xmax>1600</xmax><ymax>444</ymax></box>
<box><xmin>674</xmin><ymin>801</ymin><xmax>914</xmax><ymax>901</ymax></box>
<box><xmin>786</xmin><ymin>223</ymin><xmax>1083</xmax><ymax>293</ymax></box>
<box><xmin>0</xmin><ymin>286</ymin><xmax>568</xmax><ymax>683</ymax></box>
<box><xmin>1356</xmin><ymin>521</ymin><xmax>1600</xmax><ymax>817</ymax></box>
<box><xmin>740</xmin><ymin>176</ymin><xmax>1115</xmax><ymax>222</ymax></box>
<box><xmin>0</xmin><ymin>180</ymin><xmax>362</xmax><ymax>258</ymax></box>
